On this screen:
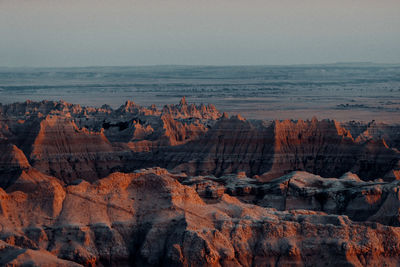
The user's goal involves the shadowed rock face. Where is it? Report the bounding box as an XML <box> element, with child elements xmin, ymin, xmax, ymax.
<box><xmin>0</xmin><ymin>141</ymin><xmax>31</xmax><ymax>188</ymax></box>
<box><xmin>160</xmin><ymin>116</ymin><xmax>399</xmax><ymax>181</ymax></box>
<box><xmin>0</xmin><ymin>99</ymin><xmax>400</xmax><ymax>266</ymax></box>
<box><xmin>183</xmin><ymin>171</ymin><xmax>400</xmax><ymax>227</ymax></box>
<box><xmin>0</xmin><ymin>99</ymin><xmax>398</xmax><ymax>183</ymax></box>
<box><xmin>0</xmin><ymin>99</ymin><xmax>220</xmax><ymax>183</ymax></box>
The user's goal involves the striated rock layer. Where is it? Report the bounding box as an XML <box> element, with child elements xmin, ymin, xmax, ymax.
<box><xmin>0</xmin><ymin>99</ymin><xmax>398</xmax><ymax>184</ymax></box>
<box><xmin>161</xmin><ymin>116</ymin><xmax>399</xmax><ymax>182</ymax></box>
<box><xmin>0</xmin><ymin>99</ymin><xmax>400</xmax><ymax>266</ymax></box>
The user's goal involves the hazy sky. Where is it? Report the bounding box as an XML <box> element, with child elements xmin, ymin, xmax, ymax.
<box><xmin>1</xmin><ymin>0</ymin><xmax>399</xmax><ymax>67</ymax></box>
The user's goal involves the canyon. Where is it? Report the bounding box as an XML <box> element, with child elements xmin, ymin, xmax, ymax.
<box><xmin>0</xmin><ymin>98</ymin><xmax>399</xmax><ymax>266</ymax></box>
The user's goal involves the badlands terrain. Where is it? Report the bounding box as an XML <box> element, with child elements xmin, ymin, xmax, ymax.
<box><xmin>1</xmin><ymin>64</ymin><xmax>399</xmax><ymax>123</ymax></box>
<box><xmin>0</xmin><ymin>98</ymin><xmax>400</xmax><ymax>266</ymax></box>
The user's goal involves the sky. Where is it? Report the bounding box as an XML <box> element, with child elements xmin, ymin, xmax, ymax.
<box><xmin>0</xmin><ymin>0</ymin><xmax>399</xmax><ymax>67</ymax></box>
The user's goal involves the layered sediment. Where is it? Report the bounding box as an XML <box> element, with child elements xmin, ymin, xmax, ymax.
<box><xmin>0</xmin><ymin>99</ymin><xmax>400</xmax><ymax>266</ymax></box>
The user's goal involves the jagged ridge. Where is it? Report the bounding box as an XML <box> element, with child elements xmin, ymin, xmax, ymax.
<box><xmin>0</xmin><ymin>99</ymin><xmax>399</xmax><ymax>184</ymax></box>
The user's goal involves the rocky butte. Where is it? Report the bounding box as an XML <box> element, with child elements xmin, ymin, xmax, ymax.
<box><xmin>0</xmin><ymin>98</ymin><xmax>399</xmax><ymax>266</ymax></box>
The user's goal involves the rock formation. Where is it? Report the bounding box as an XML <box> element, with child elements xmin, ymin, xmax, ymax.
<box><xmin>161</xmin><ymin>117</ymin><xmax>399</xmax><ymax>181</ymax></box>
<box><xmin>1</xmin><ymin>168</ymin><xmax>400</xmax><ymax>266</ymax></box>
<box><xmin>0</xmin><ymin>99</ymin><xmax>400</xmax><ymax>266</ymax></box>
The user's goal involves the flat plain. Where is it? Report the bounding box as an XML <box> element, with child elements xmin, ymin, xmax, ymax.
<box><xmin>1</xmin><ymin>63</ymin><xmax>399</xmax><ymax>122</ymax></box>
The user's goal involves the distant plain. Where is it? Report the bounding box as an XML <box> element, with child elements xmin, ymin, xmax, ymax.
<box><xmin>1</xmin><ymin>63</ymin><xmax>399</xmax><ymax>123</ymax></box>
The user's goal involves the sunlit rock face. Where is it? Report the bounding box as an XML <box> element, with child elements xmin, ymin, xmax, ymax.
<box><xmin>0</xmin><ymin>99</ymin><xmax>400</xmax><ymax>266</ymax></box>
<box><xmin>1</xmin><ymin>168</ymin><xmax>400</xmax><ymax>266</ymax></box>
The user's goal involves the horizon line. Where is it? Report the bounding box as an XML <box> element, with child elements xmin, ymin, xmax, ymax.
<box><xmin>1</xmin><ymin>61</ymin><xmax>400</xmax><ymax>69</ymax></box>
